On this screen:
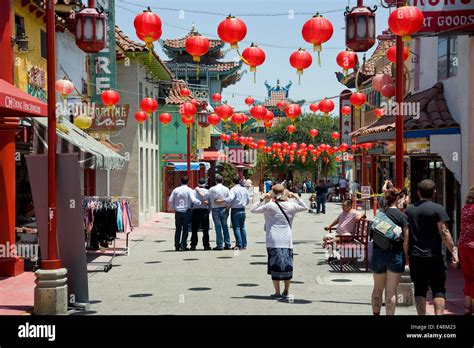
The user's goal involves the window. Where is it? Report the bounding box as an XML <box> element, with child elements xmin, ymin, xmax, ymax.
<box><xmin>438</xmin><ymin>36</ymin><xmax>458</xmax><ymax>80</ymax></box>
<box><xmin>15</xmin><ymin>15</ymin><xmax>25</xmax><ymax>38</ymax></box>
<box><xmin>140</xmin><ymin>148</ymin><xmax>144</xmax><ymax>213</ymax></box>
<box><xmin>40</xmin><ymin>30</ymin><xmax>47</xmax><ymax>59</ymax></box>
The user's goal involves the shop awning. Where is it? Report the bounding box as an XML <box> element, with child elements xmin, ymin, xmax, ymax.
<box><xmin>201</xmin><ymin>151</ymin><xmax>227</xmax><ymax>161</ymax></box>
<box><xmin>0</xmin><ymin>79</ymin><xmax>47</xmax><ymax>118</ymax></box>
<box><xmin>168</xmin><ymin>162</ymin><xmax>201</xmax><ymax>171</ymax></box>
<box><xmin>33</xmin><ymin>117</ymin><xmax>125</xmax><ymax>171</ymax></box>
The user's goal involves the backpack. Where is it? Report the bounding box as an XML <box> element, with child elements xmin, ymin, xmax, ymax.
<box><xmin>369</xmin><ymin>210</ymin><xmax>403</xmax><ymax>250</ymax></box>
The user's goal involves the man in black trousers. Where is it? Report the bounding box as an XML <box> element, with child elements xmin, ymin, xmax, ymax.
<box><xmin>191</xmin><ymin>178</ymin><xmax>211</xmax><ymax>250</ymax></box>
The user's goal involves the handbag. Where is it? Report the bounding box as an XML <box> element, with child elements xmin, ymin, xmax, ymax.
<box><xmin>370</xmin><ymin>210</ymin><xmax>402</xmax><ymax>250</ymax></box>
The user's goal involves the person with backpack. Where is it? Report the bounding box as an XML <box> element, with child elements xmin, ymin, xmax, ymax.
<box><xmin>250</xmin><ymin>184</ymin><xmax>307</xmax><ymax>300</ymax></box>
<box><xmin>370</xmin><ymin>188</ymin><xmax>410</xmax><ymax>315</ymax></box>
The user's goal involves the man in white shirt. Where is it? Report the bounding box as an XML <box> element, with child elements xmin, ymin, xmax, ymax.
<box><xmin>339</xmin><ymin>176</ymin><xmax>349</xmax><ymax>199</ymax></box>
<box><xmin>168</xmin><ymin>176</ymin><xmax>201</xmax><ymax>251</ymax></box>
<box><xmin>208</xmin><ymin>175</ymin><xmax>231</xmax><ymax>250</ymax></box>
<box><xmin>191</xmin><ymin>178</ymin><xmax>211</xmax><ymax>251</ymax></box>
<box><xmin>226</xmin><ymin>176</ymin><xmax>250</xmax><ymax>250</ymax></box>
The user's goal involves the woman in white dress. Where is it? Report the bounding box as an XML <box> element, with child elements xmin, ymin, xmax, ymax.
<box><xmin>244</xmin><ymin>179</ymin><xmax>254</xmax><ymax>203</ymax></box>
<box><xmin>250</xmin><ymin>184</ymin><xmax>307</xmax><ymax>300</ymax></box>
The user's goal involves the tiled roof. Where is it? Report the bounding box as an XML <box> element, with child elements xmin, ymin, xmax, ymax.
<box><xmin>166</xmin><ymin>60</ymin><xmax>241</xmax><ymax>75</ymax></box>
<box><xmin>115</xmin><ymin>26</ymin><xmax>173</xmax><ymax>79</ymax></box>
<box><xmin>164</xmin><ymin>80</ymin><xmax>194</xmax><ymax>105</ymax></box>
<box><xmin>163</xmin><ymin>33</ymin><xmax>223</xmax><ymax>50</ymax></box>
<box><xmin>351</xmin><ymin>82</ymin><xmax>459</xmax><ymax>138</ymax></box>
<box><xmin>263</xmin><ymin>91</ymin><xmax>287</xmax><ymax>107</ymax></box>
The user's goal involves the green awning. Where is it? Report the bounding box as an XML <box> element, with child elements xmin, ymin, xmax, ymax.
<box><xmin>33</xmin><ymin>117</ymin><xmax>125</xmax><ymax>171</ymax></box>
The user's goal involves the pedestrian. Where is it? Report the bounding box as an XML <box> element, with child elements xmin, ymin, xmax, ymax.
<box><xmin>405</xmin><ymin>179</ymin><xmax>459</xmax><ymax>315</ymax></box>
<box><xmin>315</xmin><ymin>179</ymin><xmax>328</xmax><ymax>214</ymax></box>
<box><xmin>168</xmin><ymin>176</ymin><xmax>202</xmax><ymax>251</ymax></box>
<box><xmin>264</xmin><ymin>178</ymin><xmax>273</xmax><ymax>193</ymax></box>
<box><xmin>244</xmin><ymin>179</ymin><xmax>255</xmax><ymax>203</ymax></box>
<box><xmin>250</xmin><ymin>184</ymin><xmax>307</xmax><ymax>300</ymax></box>
<box><xmin>322</xmin><ymin>199</ymin><xmax>363</xmax><ymax>262</ymax></box>
<box><xmin>307</xmin><ymin>179</ymin><xmax>313</xmax><ymax>193</ymax></box>
<box><xmin>349</xmin><ymin>179</ymin><xmax>360</xmax><ymax>200</ymax></box>
<box><xmin>303</xmin><ymin>181</ymin><xmax>307</xmax><ymax>194</ymax></box>
<box><xmin>209</xmin><ymin>175</ymin><xmax>232</xmax><ymax>250</ymax></box>
<box><xmin>339</xmin><ymin>176</ymin><xmax>349</xmax><ymax>199</ymax></box>
<box><xmin>190</xmin><ymin>178</ymin><xmax>211</xmax><ymax>251</ymax></box>
<box><xmin>226</xmin><ymin>175</ymin><xmax>250</xmax><ymax>250</ymax></box>
<box><xmin>459</xmin><ymin>186</ymin><xmax>474</xmax><ymax>315</ymax></box>
<box><xmin>371</xmin><ymin>188</ymin><xmax>410</xmax><ymax>315</ymax></box>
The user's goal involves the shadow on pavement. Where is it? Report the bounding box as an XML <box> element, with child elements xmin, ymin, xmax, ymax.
<box><xmin>317</xmin><ymin>300</ymin><xmax>371</xmax><ymax>305</ymax></box>
<box><xmin>231</xmin><ymin>295</ymin><xmax>312</xmax><ymax>304</ymax></box>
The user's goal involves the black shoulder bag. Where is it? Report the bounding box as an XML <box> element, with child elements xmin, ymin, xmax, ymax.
<box><xmin>274</xmin><ymin>200</ymin><xmax>291</xmax><ymax>228</ymax></box>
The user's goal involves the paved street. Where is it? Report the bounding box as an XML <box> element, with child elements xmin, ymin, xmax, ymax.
<box><xmin>85</xmin><ymin>195</ymin><xmax>423</xmax><ymax>315</ymax></box>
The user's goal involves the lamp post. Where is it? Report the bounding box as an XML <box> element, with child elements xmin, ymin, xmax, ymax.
<box><xmin>344</xmin><ymin>0</ymin><xmax>377</xmax><ymax>52</ymax></box>
<box><xmin>75</xmin><ymin>0</ymin><xmax>107</xmax><ymax>53</ymax></box>
<box><xmin>395</xmin><ymin>0</ymin><xmax>404</xmax><ymax>189</ymax></box>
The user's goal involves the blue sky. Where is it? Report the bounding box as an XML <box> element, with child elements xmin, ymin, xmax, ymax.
<box><xmin>115</xmin><ymin>0</ymin><xmax>390</xmax><ymax>111</ymax></box>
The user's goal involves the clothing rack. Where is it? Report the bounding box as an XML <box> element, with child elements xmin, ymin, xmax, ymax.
<box><xmin>82</xmin><ymin>196</ymin><xmax>133</xmax><ymax>272</ymax></box>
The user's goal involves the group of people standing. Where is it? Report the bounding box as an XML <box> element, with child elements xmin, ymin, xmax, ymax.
<box><xmin>168</xmin><ymin>175</ymin><xmax>250</xmax><ymax>252</ymax></box>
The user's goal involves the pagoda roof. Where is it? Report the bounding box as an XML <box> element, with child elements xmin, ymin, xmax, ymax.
<box><xmin>166</xmin><ymin>60</ymin><xmax>242</xmax><ymax>76</ymax></box>
<box><xmin>115</xmin><ymin>26</ymin><xmax>173</xmax><ymax>81</ymax></box>
<box><xmin>162</xmin><ymin>34</ymin><xmax>224</xmax><ymax>51</ymax></box>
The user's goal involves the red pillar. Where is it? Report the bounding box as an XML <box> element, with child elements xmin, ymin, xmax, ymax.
<box><xmin>0</xmin><ymin>0</ymin><xmax>24</xmax><ymax>276</ymax></box>
<box><xmin>395</xmin><ymin>1</ymin><xmax>405</xmax><ymax>189</ymax></box>
<box><xmin>43</xmin><ymin>0</ymin><xmax>61</xmax><ymax>270</ymax></box>
<box><xmin>187</xmin><ymin>126</ymin><xmax>191</xmax><ymax>181</ymax></box>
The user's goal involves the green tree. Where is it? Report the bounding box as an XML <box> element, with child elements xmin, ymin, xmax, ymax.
<box><xmin>217</xmin><ymin>162</ymin><xmax>237</xmax><ymax>188</ymax></box>
<box><xmin>262</xmin><ymin>113</ymin><xmax>341</xmax><ymax>181</ymax></box>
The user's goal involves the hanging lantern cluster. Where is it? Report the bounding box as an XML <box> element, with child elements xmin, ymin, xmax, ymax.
<box><xmin>180</xmin><ymin>101</ymin><xmax>197</xmax><ymax>128</ymax></box>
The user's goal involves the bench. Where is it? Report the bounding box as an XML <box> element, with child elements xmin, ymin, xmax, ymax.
<box><xmin>328</xmin><ymin>219</ymin><xmax>371</xmax><ymax>272</ymax></box>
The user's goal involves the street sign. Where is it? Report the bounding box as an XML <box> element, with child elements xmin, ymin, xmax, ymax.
<box><xmin>361</xmin><ymin>186</ymin><xmax>371</xmax><ymax>200</ymax></box>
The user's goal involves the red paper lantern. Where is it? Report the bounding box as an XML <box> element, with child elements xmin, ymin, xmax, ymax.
<box><xmin>302</xmin><ymin>14</ymin><xmax>334</xmax><ymax>65</ymax></box>
<box><xmin>386</xmin><ymin>45</ymin><xmax>409</xmax><ymax>63</ymax></box>
<box><xmin>231</xmin><ymin>132</ymin><xmax>239</xmax><ymax>141</ymax></box>
<box><xmin>374</xmin><ymin>108</ymin><xmax>385</xmax><ymax>118</ymax></box>
<box><xmin>289</xmin><ymin>48</ymin><xmax>312</xmax><ymax>83</ymax></box>
<box><xmin>287</xmin><ymin>125</ymin><xmax>296</xmax><ymax>134</ymax></box>
<box><xmin>55</xmin><ymin>78</ymin><xmax>74</xmax><ymax>98</ymax></box>
<box><xmin>134</xmin><ymin>8</ymin><xmax>162</xmax><ymax>50</ymax></box>
<box><xmin>285</xmin><ymin>104</ymin><xmax>302</xmax><ymax>121</ymax></box>
<box><xmin>231</xmin><ymin>113</ymin><xmax>245</xmax><ymax>127</ymax></box>
<box><xmin>220</xmin><ymin>134</ymin><xmax>229</xmax><ymax>142</ymax></box>
<box><xmin>241</xmin><ymin>43</ymin><xmax>266</xmax><ymax>82</ymax></box>
<box><xmin>263</xmin><ymin>110</ymin><xmax>274</xmax><ymax>123</ymax></box>
<box><xmin>309</xmin><ymin>129</ymin><xmax>318</xmax><ymax>138</ymax></box>
<box><xmin>180</xmin><ymin>88</ymin><xmax>191</xmax><ymax>97</ymax></box>
<box><xmin>140</xmin><ymin>97</ymin><xmax>158</xmax><ymax>115</ymax></box>
<box><xmin>241</xmin><ymin>114</ymin><xmax>249</xmax><ymax>123</ymax></box>
<box><xmin>212</xmin><ymin>93</ymin><xmax>222</xmax><ymax>103</ymax></box>
<box><xmin>185</xmin><ymin>33</ymin><xmax>210</xmax><ymax>62</ymax></box>
<box><xmin>257</xmin><ymin>140</ymin><xmax>267</xmax><ymax>149</ymax></box>
<box><xmin>340</xmin><ymin>143</ymin><xmax>349</xmax><ymax>152</ymax></box>
<box><xmin>349</xmin><ymin>92</ymin><xmax>366</xmax><ymax>109</ymax></box>
<box><xmin>341</xmin><ymin>105</ymin><xmax>351</xmax><ymax>116</ymax></box>
<box><xmin>290</xmin><ymin>143</ymin><xmax>298</xmax><ymax>150</ymax></box>
<box><xmin>331</xmin><ymin>132</ymin><xmax>340</xmax><ymax>140</ymax></box>
<box><xmin>101</xmin><ymin>90</ymin><xmax>120</xmax><ymax>107</ymax></box>
<box><xmin>244</xmin><ymin>96</ymin><xmax>255</xmax><ymax>106</ymax></box>
<box><xmin>181</xmin><ymin>115</ymin><xmax>194</xmax><ymax>127</ymax></box>
<box><xmin>215</xmin><ymin>104</ymin><xmax>234</xmax><ymax>122</ymax></box>
<box><xmin>318</xmin><ymin>98</ymin><xmax>335</xmax><ymax>116</ymax></box>
<box><xmin>388</xmin><ymin>6</ymin><xmax>424</xmax><ymax>41</ymax></box>
<box><xmin>336</xmin><ymin>50</ymin><xmax>358</xmax><ymax>74</ymax></box>
<box><xmin>179</xmin><ymin>101</ymin><xmax>197</xmax><ymax>117</ymax></box>
<box><xmin>250</xmin><ymin>105</ymin><xmax>267</xmax><ymax>121</ymax></box>
<box><xmin>207</xmin><ymin>113</ymin><xmax>220</xmax><ymax>126</ymax></box>
<box><xmin>372</xmin><ymin>74</ymin><xmax>393</xmax><ymax>92</ymax></box>
<box><xmin>309</xmin><ymin>103</ymin><xmax>319</xmax><ymax>113</ymax></box>
<box><xmin>135</xmin><ymin>110</ymin><xmax>148</xmax><ymax>124</ymax></box>
<box><xmin>276</xmin><ymin>100</ymin><xmax>287</xmax><ymax>111</ymax></box>
<box><xmin>312</xmin><ymin>156</ymin><xmax>317</xmax><ymax>161</ymax></box>
<box><xmin>217</xmin><ymin>15</ymin><xmax>247</xmax><ymax>49</ymax></box>
<box><xmin>159</xmin><ymin>112</ymin><xmax>172</xmax><ymax>125</ymax></box>
<box><xmin>381</xmin><ymin>84</ymin><xmax>396</xmax><ymax>98</ymax></box>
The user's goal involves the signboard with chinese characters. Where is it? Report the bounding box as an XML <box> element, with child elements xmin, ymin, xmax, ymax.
<box><xmin>340</xmin><ymin>93</ymin><xmax>352</xmax><ymax>146</ymax></box>
<box><xmin>89</xmin><ymin>0</ymin><xmax>117</xmax><ymax>103</ymax></box>
<box><xmin>27</xmin><ymin>66</ymin><xmax>47</xmax><ymax>102</ymax></box>
<box><xmin>88</xmin><ymin>104</ymin><xmax>130</xmax><ymax>133</ymax></box>
<box><xmin>410</xmin><ymin>0</ymin><xmax>474</xmax><ymax>34</ymax></box>
<box><xmin>386</xmin><ymin>138</ymin><xmax>430</xmax><ymax>155</ymax></box>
